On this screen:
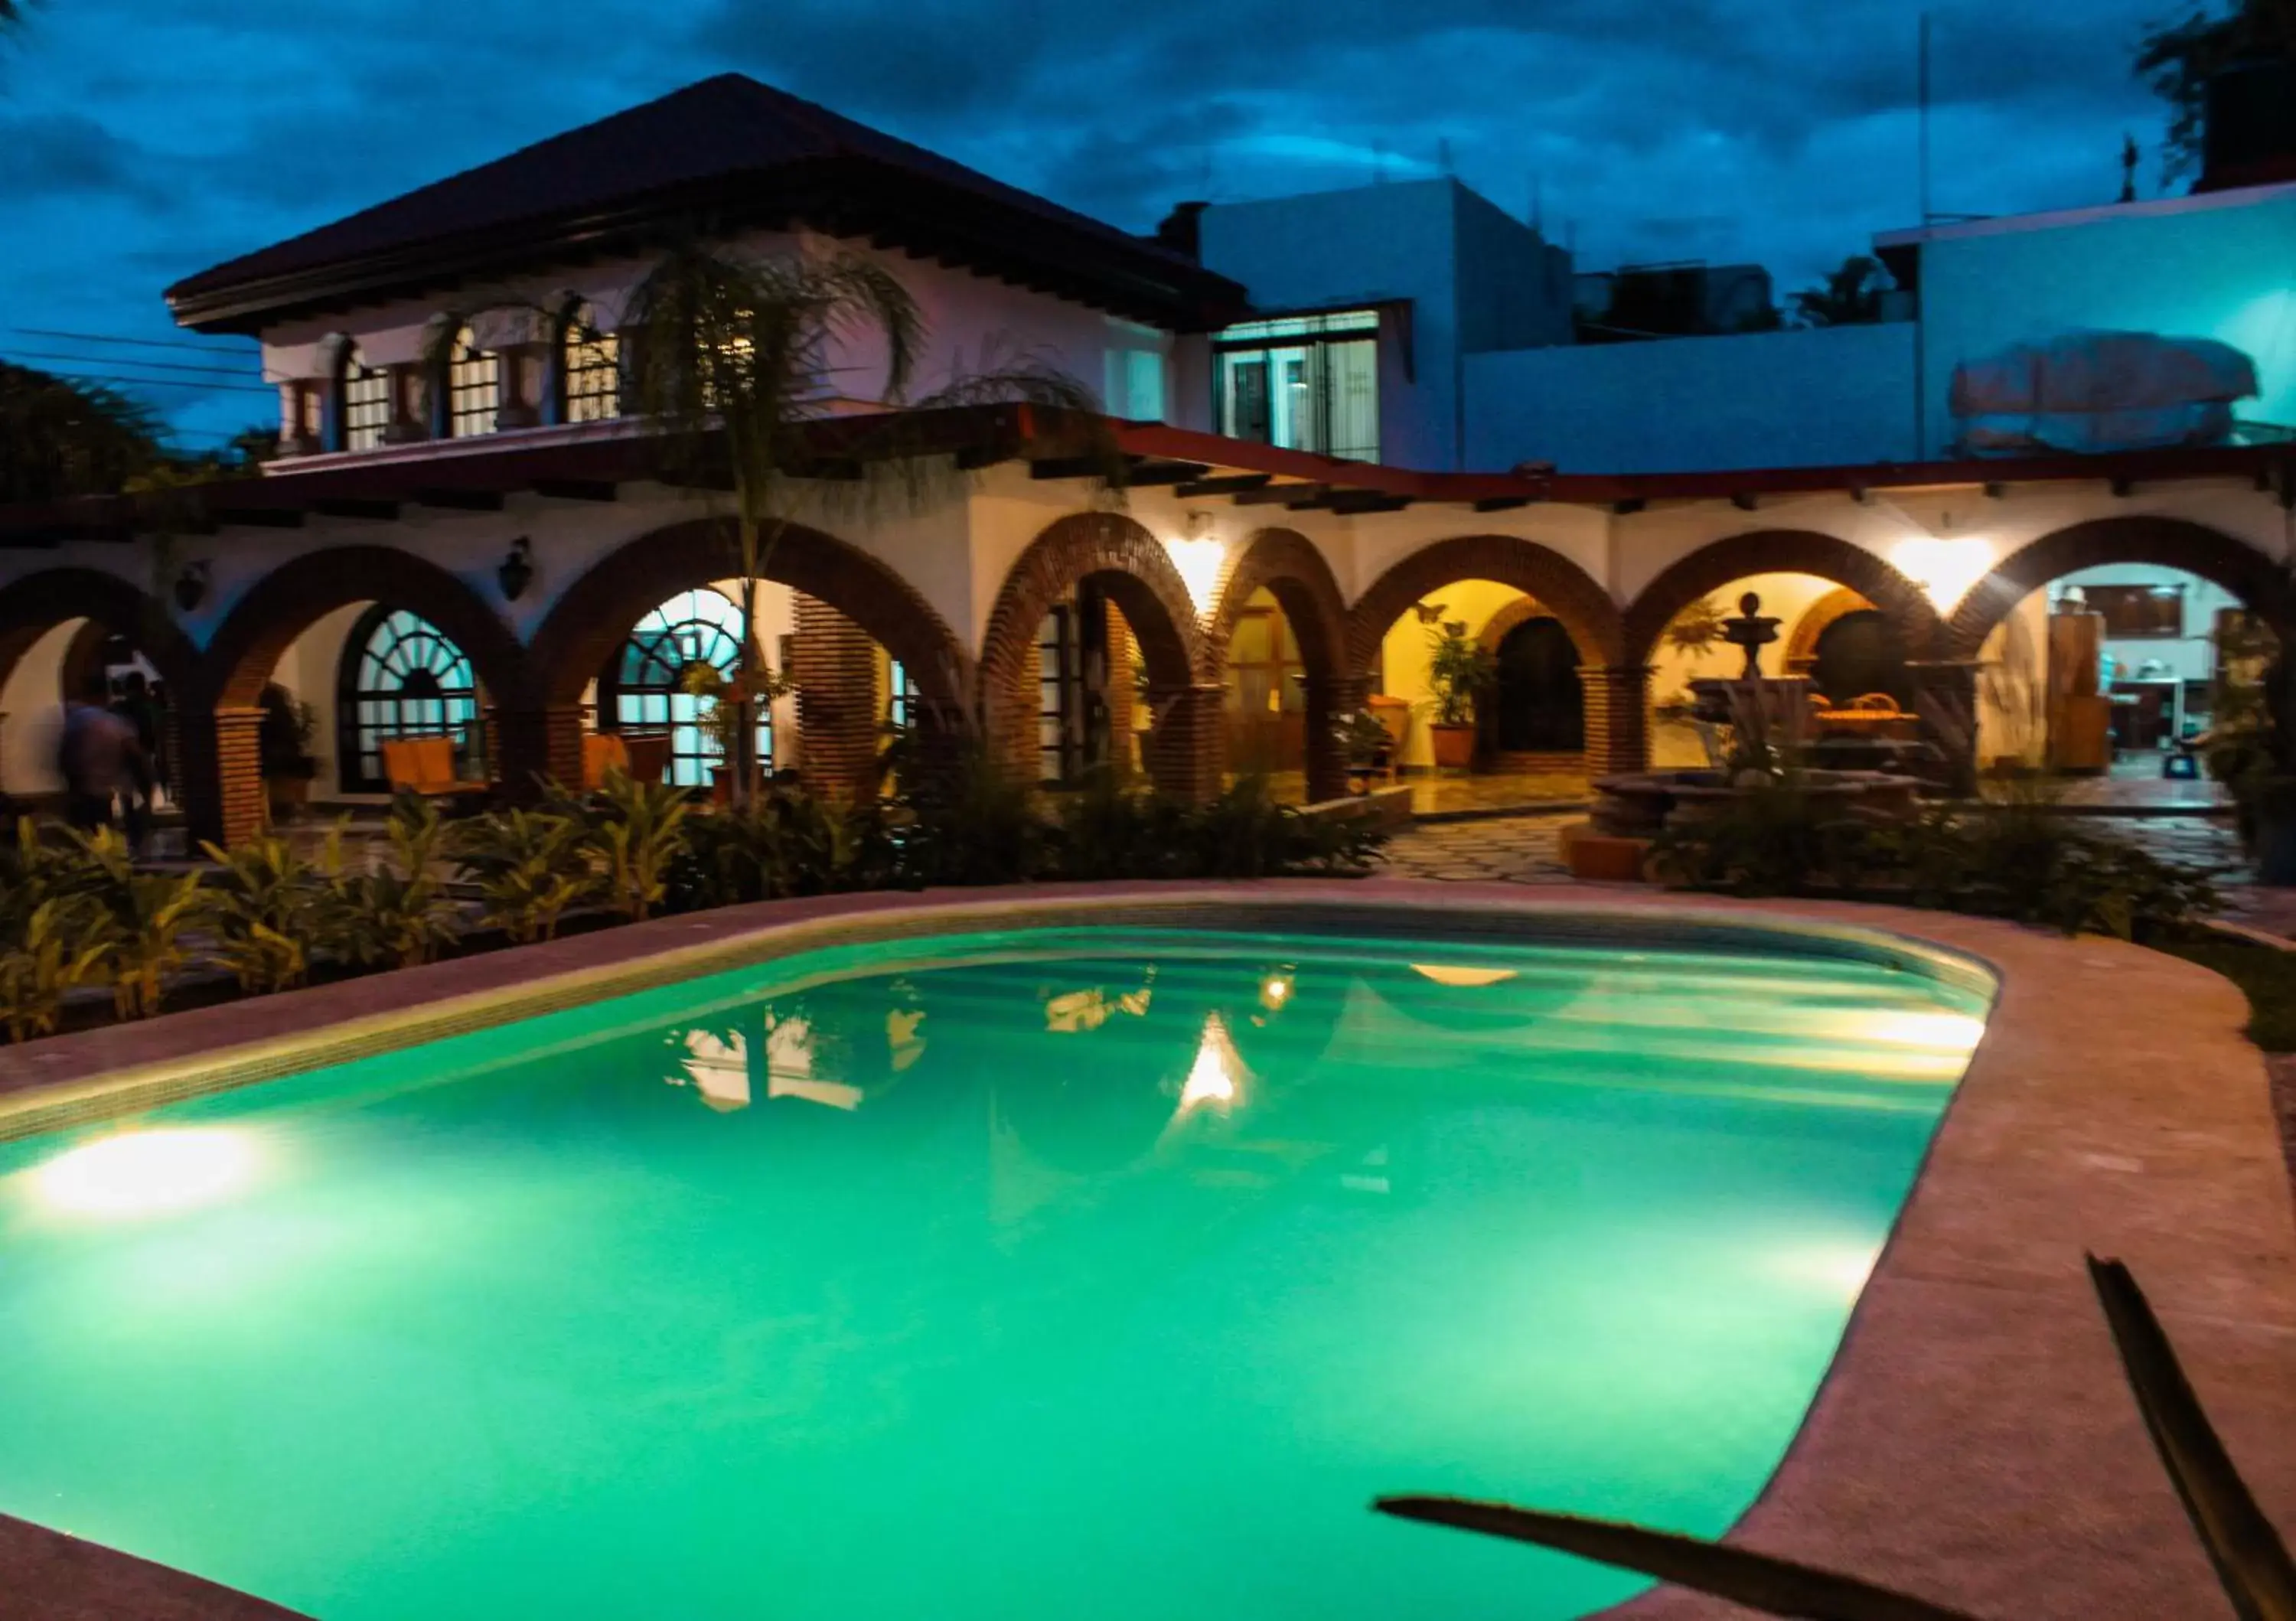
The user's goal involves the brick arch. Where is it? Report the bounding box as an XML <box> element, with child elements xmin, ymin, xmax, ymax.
<box><xmin>1345</xmin><ymin>535</ymin><xmax>1623</xmax><ymax>671</ymax></box>
<box><xmin>1204</xmin><ymin>527</ymin><xmax>1348</xmax><ymax>683</ymax></box>
<box><xmin>1946</xmin><ymin>516</ymin><xmax>2294</xmax><ymax>658</ymax></box>
<box><xmin>1623</xmin><ymin>530</ymin><xmax>1944</xmax><ymax>667</ymax></box>
<box><xmin>1782</xmin><ymin>585</ymin><xmax>1877</xmax><ymax>671</ymax></box>
<box><xmin>199</xmin><ymin>546</ymin><xmax>533</xmax><ymax>710</ymax></box>
<box><xmin>980</xmin><ymin>511</ymin><xmax>1208</xmax><ymax>794</ymax></box>
<box><xmin>0</xmin><ymin>567</ymin><xmax>198</xmax><ymax>698</ymax></box>
<box><xmin>1476</xmin><ymin>593</ymin><xmax>1561</xmax><ymax>654</ymax></box>
<box><xmin>527</xmin><ymin>517</ymin><xmax>971</xmax><ymax>711</ymax></box>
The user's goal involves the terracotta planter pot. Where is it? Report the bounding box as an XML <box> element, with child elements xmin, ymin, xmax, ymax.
<box><xmin>1429</xmin><ymin>724</ymin><xmax>1477</xmax><ymax>771</ymax></box>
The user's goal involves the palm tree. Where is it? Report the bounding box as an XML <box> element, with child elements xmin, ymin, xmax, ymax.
<box><xmin>1790</xmin><ymin>256</ymin><xmax>1892</xmax><ymax>328</ymax></box>
<box><xmin>593</xmin><ymin>242</ymin><xmax>1116</xmax><ymax>803</ymax></box>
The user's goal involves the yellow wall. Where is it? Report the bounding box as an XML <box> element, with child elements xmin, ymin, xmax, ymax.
<box><xmin>1646</xmin><ymin>572</ymin><xmax>1848</xmax><ymax>767</ymax></box>
<box><xmin>1374</xmin><ymin>578</ymin><xmax>1532</xmax><ymax>768</ymax></box>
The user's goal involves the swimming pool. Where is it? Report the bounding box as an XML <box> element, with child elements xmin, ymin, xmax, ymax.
<box><xmin>0</xmin><ymin>914</ymin><xmax>1991</xmax><ymax>1619</ymax></box>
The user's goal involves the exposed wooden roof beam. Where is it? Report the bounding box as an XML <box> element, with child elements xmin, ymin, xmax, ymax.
<box><xmin>1327</xmin><ymin>492</ymin><xmax>1413</xmax><ymax>515</ymax></box>
<box><xmin>312</xmin><ymin>498</ymin><xmax>400</xmax><ymax>522</ymax></box>
<box><xmin>1029</xmin><ymin>455</ymin><xmax>1107</xmax><ymax>481</ymax></box>
<box><xmin>1730</xmin><ymin>492</ymin><xmax>1760</xmax><ymax>512</ymax></box>
<box><xmin>1473</xmin><ymin>495</ymin><xmax>1532</xmax><ymax>513</ymax></box>
<box><xmin>1231</xmin><ymin>482</ymin><xmax>1325</xmax><ymax>506</ymax></box>
<box><xmin>1174</xmin><ymin>473</ymin><xmax>1272</xmax><ymax>498</ymax></box>
<box><xmin>214</xmin><ymin>507</ymin><xmax>304</xmax><ymax>529</ymax></box>
<box><xmin>1124</xmin><ymin>459</ymin><xmax>1212</xmax><ymax>487</ymax></box>
<box><xmin>1609</xmin><ymin>497</ymin><xmax>1645</xmax><ymax>517</ymax></box>
<box><xmin>415</xmin><ymin>488</ymin><xmax>506</xmax><ymax>511</ymax></box>
<box><xmin>532</xmin><ymin>479</ymin><xmax>618</xmax><ymax>503</ymax></box>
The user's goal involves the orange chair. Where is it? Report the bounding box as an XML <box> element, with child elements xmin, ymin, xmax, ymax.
<box><xmin>380</xmin><ymin>737</ymin><xmax>488</xmax><ymax>801</ymax></box>
<box><xmin>625</xmin><ymin>734</ymin><xmax>672</xmax><ymax>786</ymax></box>
<box><xmin>581</xmin><ymin>732</ymin><xmax>631</xmax><ymax>789</ymax></box>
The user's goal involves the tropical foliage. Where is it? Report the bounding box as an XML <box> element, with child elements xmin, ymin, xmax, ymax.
<box><xmin>1423</xmin><ymin>619</ymin><xmax>1499</xmax><ymax>728</ymax></box>
<box><xmin>2136</xmin><ymin>0</ymin><xmax>2296</xmax><ymax>181</ymax></box>
<box><xmin>0</xmin><ymin>749</ymin><xmax>1388</xmax><ymax>1043</ymax></box>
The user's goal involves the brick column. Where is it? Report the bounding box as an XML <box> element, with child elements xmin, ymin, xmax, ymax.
<box><xmin>178</xmin><ymin>705</ymin><xmax>266</xmax><ymax>851</ymax></box>
<box><xmin>493</xmin><ymin>704</ymin><xmax>586</xmax><ymax>797</ymax></box>
<box><xmin>791</xmin><ymin>593</ymin><xmax>882</xmax><ymax>798</ymax></box>
<box><xmin>1906</xmin><ymin>658</ymin><xmax>1981</xmax><ymax>797</ymax></box>
<box><xmin>1580</xmin><ymin>664</ymin><xmax>1652</xmax><ymax>778</ymax></box>
<box><xmin>1302</xmin><ymin>674</ymin><xmax>1365</xmax><ymax>804</ymax></box>
<box><xmin>1140</xmin><ymin>682</ymin><xmax>1224</xmax><ymax>804</ymax></box>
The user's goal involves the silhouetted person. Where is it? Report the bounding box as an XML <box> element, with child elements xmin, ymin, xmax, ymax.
<box><xmin>58</xmin><ymin>673</ymin><xmax>150</xmax><ymax>851</ymax></box>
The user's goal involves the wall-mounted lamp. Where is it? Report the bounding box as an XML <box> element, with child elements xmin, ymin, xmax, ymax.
<box><xmin>1164</xmin><ymin>510</ymin><xmax>1227</xmax><ymax>616</ymax></box>
<box><xmin>497</xmin><ymin>536</ymin><xmax>535</xmax><ymax>602</ymax></box>
<box><xmin>173</xmin><ymin>561</ymin><xmax>210</xmax><ymax>615</ymax></box>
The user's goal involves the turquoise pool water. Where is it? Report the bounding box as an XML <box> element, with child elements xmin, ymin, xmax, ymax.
<box><xmin>0</xmin><ymin>921</ymin><xmax>1989</xmax><ymax>1620</ymax></box>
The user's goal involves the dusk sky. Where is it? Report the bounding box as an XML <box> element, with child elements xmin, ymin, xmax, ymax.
<box><xmin>1</xmin><ymin>0</ymin><xmax>2187</xmax><ymax>450</ymax></box>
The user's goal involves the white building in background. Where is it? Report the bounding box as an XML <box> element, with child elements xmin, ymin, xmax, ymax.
<box><xmin>2</xmin><ymin>67</ymin><xmax>2294</xmax><ymax>842</ymax></box>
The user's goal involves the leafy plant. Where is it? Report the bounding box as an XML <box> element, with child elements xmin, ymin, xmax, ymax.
<box><xmin>1423</xmin><ymin>619</ymin><xmax>1496</xmax><ymax>728</ymax></box>
<box><xmin>1375</xmin><ymin>1255</ymin><xmax>2296</xmax><ymax>1621</ymax></box>
<box><xmin>0</xmin><ymin>899</ymin><xmax>108</xmax><ymax>1043</ymax></box>
<box><xmin>338</xmin><ymin>794</ymin><xmax>459</xmax><ymax>970</ymax></box>
<box><xmin>197</xmin><ymin>830</ymin><xmax>342</xmax><ymax>993</ymax></box>
<box><xmin>67</xmin><ymin>827</ymin><xmax>203</xmax><ymax>1019</ymax></box>
<box><xmin>892</xmin><ymin>736</ymin><xmax>1054</xmax><ymax>887</ymax></box>
<box><xmin>666</xmin><ymin>789</ymin><xmax>895</xmax><ymax>911</ymax></box>
<box><xmin>1332</xmin><ymin>708</ymin><xmax>1395</xmax><ymax>771</ymax></box>
<box><xmin>452</xmin><ymin>806</ymin><xmax>598</xmax><ymax>944</ymax></box>
<box><xmin>582</xmin><ymin>771</ymin><xmax>694</xmax><ymax>923</ymax></box>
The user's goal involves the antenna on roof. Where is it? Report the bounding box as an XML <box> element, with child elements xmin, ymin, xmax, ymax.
<box><xmin>1529</xmin><ymin>171</ymin><xmax>1544</xmax><ymax>230</ymax></box>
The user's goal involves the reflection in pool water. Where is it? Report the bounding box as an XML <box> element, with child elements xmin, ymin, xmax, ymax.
<box><xmin>0</xmin><ymin>924</ymin><xmax>1988</xmax><ymax>1621</ymax></box>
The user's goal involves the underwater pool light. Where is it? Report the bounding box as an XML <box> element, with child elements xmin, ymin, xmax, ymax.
<box><xmin>34</xmin><ymin>1128</ymin><xmax>256</xmax><ymax>1218</ymax></box>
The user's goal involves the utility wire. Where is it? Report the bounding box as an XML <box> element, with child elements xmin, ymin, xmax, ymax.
<box><xmin>2</xmin><ymin>347</ymin><xmax>266</xmax><ymax>380</ymax></box>
<box><xmin>8</xmin><ymin>325</ymin><xmax>259</xmax><ymax>356</ymax></box>
<box><xmin>26</xmin><ymin>367</ymin><xmax>276</xmax><ymax>396</ymax></box>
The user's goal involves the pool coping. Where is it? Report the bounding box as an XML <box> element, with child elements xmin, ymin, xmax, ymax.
<box><xmin>5</xmin><ymin>879</ymin><xmax>2293</xmax><ymax>1620</ymax></box>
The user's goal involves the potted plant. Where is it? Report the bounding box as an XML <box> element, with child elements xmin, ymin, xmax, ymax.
<box><xmin>1332</xmin><ymin>707</ymin><xmax>1394</xmax><ymax>794</ymax></box>
<box><xmin>681</xmin><ymin>660</ymin><xmax>793</xmax><ymax>803</ymax></box>
<box><xmin>257</xmin><ymin>682</ymin><xmax>319</xmax><ymax>823</ymax></box>
<box><xmin>2203</xmin><ymin>619</ymin><xmax>2296</xmax><ymax>882</ymax></box>
<box><xmin>1422</xmin><ymin>618</ymin><xmax>1496</xmax><ymax>771</ymax></box>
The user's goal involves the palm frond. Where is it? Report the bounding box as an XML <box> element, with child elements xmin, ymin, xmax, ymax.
<box><xmin>2086</xmin><ymin>1254</ymin><xmax>2296</xmax><ymax>1621</ymax></box>
<box><xmin>1374</xmin><ymin>1497</ymin><xmax>1983</xmax><ymax>1621</ymax></box>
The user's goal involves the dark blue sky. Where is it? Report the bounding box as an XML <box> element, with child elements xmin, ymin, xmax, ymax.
<box><xmin>0</xmin><ymin>0</ymin><xmax>2182</xmax><ymax>450</ymax></box>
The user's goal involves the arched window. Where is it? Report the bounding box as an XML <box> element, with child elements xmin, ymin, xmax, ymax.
<box><xmin>600</xmin><ymin>588</ymin><xmax>771</xmax><ymax>788</ymax></box>
<box><xmin>562</xmin><ymin>302</ymin><xmax>620</xmax><ymax>422</ymax></box>
<box><xmin>340</xmin><ymin>343</ymin><xmax>390</xmax><ymax>453</ymax></box>
<box><xmin>336</xmin><ymin>607</ymin><xmax>485</xmax><ymax>793</ymax></box>
<box><xmin>447</xmin><ymin>323</ymin><xmax>499</xmax><ymax>438</ymax></box>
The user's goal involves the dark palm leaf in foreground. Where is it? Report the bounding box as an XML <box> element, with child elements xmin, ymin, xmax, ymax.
<box><xmin>1376</xmin><ymin>1254</ymin><xmax>2294</xmax><ymax>1620</ymax></box>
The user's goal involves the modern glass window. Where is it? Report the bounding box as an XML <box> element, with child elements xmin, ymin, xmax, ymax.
<box><xmin>603</xmin><ymin>588</ymin><xmax>771</xmax><ymax>788</ymax></box>
<box><xmin>1213</xmin><ymin>308</ymin><xmax>1379</xmax><ymax>462</ymax></box>
<box><xmin>447</xmin><ymin>324</ymin><xmax>500</xmax><ymax>439</ymax></box>
<box><xmin>341</xmin><ymin>346</ymin><xmax>390</xmax><ymax>452</ymax></box>
<box><xmin>563</xmin><ymin>302</ymin><xmax>620</xmax><ymax>423</ymax></box>
<box><xmin>337</xmin><ymin>607</ymin><xmax>484</xmax><ymax>793</ymax></box>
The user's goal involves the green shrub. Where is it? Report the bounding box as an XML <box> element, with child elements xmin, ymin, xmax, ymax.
<box><xmin>666</xmin><ymin>790</ymin><xmax>895</xmax><ymax>910</ymax></box>
<box><xmin>578</xmin><ymin>771</ymin><xmax>694</xmax><ymax>923</ymax></box>
<box><xmin>67</xmin><ymin>827</ymin><xmax>204</xmax><ymax>1019</ymax></box>
<box><xmin>452</xmin><ymin>807</ymin><xmax>598</xmax><ymax>944</ymax></box>
<box><xmin>197</xmin><ymin>830</ymin><xmax>347</xmax><ymax>994</ymax></box>
<box><xmin>0</xmin><ymin>899</ymin><xmax>109</xmax><ymax>1042</ymax></box>
<box><xmin>892</xmin><ymin>738</ymin><xmax>1052</xmax><ymax>887</ymax></box>
<box><xmin>337</xmin><ymin>794</ymin><xmax>460</xmax><ymax>970</ymax></box>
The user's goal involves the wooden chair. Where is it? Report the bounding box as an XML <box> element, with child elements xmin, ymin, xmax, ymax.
<box><xmin>1366</xmin><ymin>695</ymin><xmax>1412</xmax><ymax>783</ymax></box>
<box><xmin>380</xmin><ymin>736</ymin><xmax>488</xmax><ymax>801</ymax></box>
<box><xmin>581</xmin><ymin>732</ymin><xmax>631</xmax><ymax>790</ymax></box>
<box><xmin>625</xmin><ymin>733</ymin><xmax>672</xmax><ymax>786</ymax></box>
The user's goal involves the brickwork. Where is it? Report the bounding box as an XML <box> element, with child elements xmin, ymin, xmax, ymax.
<box><xmin>492</xmin><ymin>705</ymin><xmax>587</xmax><ymax>797</ymax></box>
<box><xmin>1205</xmin><ymin>528</ymin><xmax>1349</xmax><ymax>683</ymax></box>
<box><xmin>1623</xmin><ymin>530</ymin><xmax>1943</xmax><ymax>668</ymax></box>
<box><xmin>0</xmin><ymin>567</ymin><xmax>199</xmax><ymax>697</ymax></box>
<box><xmin>1906</xmin><ymin>659</ymin><xmax>1982</xmax><ymax>797</ymax></box>
<box><xmin>1103</xmin><ymin>598</ymin><xmax>1135</xmax><ymax>745</ymax></box>
<box><xmin>978</xmin><ymin>512</ymin><xmax>1204</xmax><ymax>790</ymax></box>
<box><xmin>1346</xmin><ymin>534</ymin><xmax>1625</xmax><ymax>673</ymax></box>
<box><xmin>1946</xmin><ymin>516</ymin><xmax>2296</xmax><ymax>657</ymax></box>
<box><xmin>526</xmin><ymin>517</ymin><xmax>970</xmax><ymax>719</ymax></box>
<box><xmin>1138</xmin><ymin>683</ymin><xmax>1225</xmax><ymax>804</ymax></box>
<box><xmin>1300</xmin><ymin>674</ymin><xmax>1365</xmax><ymax>803</ymax></box>
<box><xmin>1781</xmin><ymin>585</ymin><xmax>1877</xmax><ymax>676</ymax></box>
<box><xmin>791</xmin><ymin>592</ymin><xmax>882</xmax><ymax>798</ymax></box>
<box><xmin>175</xmin><ymin>706</ymin><xmax>266</xmax><ymax>851</ymax></box>
<box><xmin>1580</xmin><ymin>665</ymin><xmax>1652</xmax><ymax>778</ymax></box>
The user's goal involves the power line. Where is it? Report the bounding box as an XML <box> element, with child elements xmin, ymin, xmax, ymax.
<box><xmin>26</xmin><ymin>367</ymin><xmax>276</xmax><ymax>396</ymax></box>
<box><xmin>8</xmin><ymin>325</ymin><xmax>259</xmax><ymax>357</ymax></box>
<box><xmin>2</xmin><ymin>347</ymin><xmax>266</xmax><ymax>380</ymax></box>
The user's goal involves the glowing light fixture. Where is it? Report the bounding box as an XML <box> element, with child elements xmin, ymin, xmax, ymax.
<box><xmin>1892</xmin><ymin>534</ymin><xmax>1994</xmax><ymax>612</ymax></box>
<box><xmin>1861</xmin><ymin>1009</ymin><xmax>1987</xmax><ymax>1052</ymax></box>
<box><xmin>1164</xmin><ymin>511</ymin><xmax>1227</xmax><ymax>616</ymax></box>
<box><xmin>1260</xmin><ymin>971</ymin><xmax>1294</xmax><ymax>1009</ymax></box>
<box><xmin>1408</xmin><ymin>964</ymin><xmax>1518</xmax><ymax>988</ymax></box>
<box><xmin>34</xmin><ymin>1129</ymin><xmax>256</xmax><ymax>1218</ymax></box>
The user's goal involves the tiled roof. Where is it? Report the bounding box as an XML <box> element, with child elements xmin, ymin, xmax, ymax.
<box><xmin>166</xmin><ymin>74</ymin><xmax>1246</xmax><ymax>334</ymax></box>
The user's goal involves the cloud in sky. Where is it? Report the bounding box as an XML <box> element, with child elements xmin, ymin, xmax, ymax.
<box><xmin>0</xmin><ymin>0</ymin><xmax>2178</xmax><ymax>448</ymax></box>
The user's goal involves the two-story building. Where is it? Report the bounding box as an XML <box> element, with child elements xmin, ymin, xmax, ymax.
<box><xmin>2</xmin><ymin>70</ymin><xmax>2293</xmax><ymax>844</ymax></box>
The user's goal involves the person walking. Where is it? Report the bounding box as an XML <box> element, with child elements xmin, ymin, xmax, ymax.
<box><xmin>57</xmin><ymin>673</ymin><xmax>150</xmax><ymax>850</ymax></box>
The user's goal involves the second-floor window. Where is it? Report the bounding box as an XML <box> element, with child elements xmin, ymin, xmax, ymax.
<box><xmin>1214</xmin><ymin>308</ymin><xmax>1379</xmax><ymax>462</ymax></box>
<box><xmin>448</xmin><ymin>324</ymin><xmax>499</xmax><ymax>438</ymax></box>
<box><xmin>343</xmin><ymin>347</ymin><xmax>390</xmax><ymax>452</ymax></box>
<box><xmin>563</xmin><ymin>302</ymin><xmax>620</xmax><ymax>422</ymax></box>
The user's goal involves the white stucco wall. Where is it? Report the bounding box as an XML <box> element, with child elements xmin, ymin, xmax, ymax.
<box><xmin>0</xmin><ymin>618</ymin><xmax>79</xmax><ymax>796</ymax></box>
